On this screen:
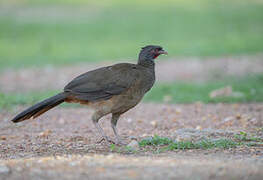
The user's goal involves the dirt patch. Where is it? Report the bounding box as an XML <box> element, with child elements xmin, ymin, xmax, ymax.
<box><xmin>1</xmin><ymin>103</ymin><xmax>262</xmax><ymax>158</ymax></box>
<box><xmin>0</xmin><ymin>103</ymin><xmax>263</xmax><ymax>179</ymax></box>
<box><xmin>1</xmin><ymin>55</ymin><xmax>263</xmax><ymax>93</ymax></box>
<box><xmin>1</xmin><ymin>154</ymin><xmax>263</xmax><ymax>180</ymax></box>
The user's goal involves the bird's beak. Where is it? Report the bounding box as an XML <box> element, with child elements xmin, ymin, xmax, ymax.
<box><xmin>159</xmin><ymin>50</ymin><xmax>168</xmax><ymax>55</ymax></box>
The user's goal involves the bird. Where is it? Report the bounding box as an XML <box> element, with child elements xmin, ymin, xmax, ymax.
<box><xmin>11</xmin><ymin>45</ymin><xmax>168</xmax><ymax>145</ymax></box>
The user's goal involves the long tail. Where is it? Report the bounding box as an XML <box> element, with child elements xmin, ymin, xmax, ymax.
<box><xmin>11</xmin><ymin>92</ymin><xmax>67</xmax><ymax>123</ymax></box>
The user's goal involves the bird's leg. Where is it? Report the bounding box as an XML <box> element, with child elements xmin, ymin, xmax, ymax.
<box><xmin>92</xmin><ymin>112</ymin><xmax>114</xmax><ymax>144</ymax></box>
<box><xmin>111</xmin><ymin>113</ymin><xmax>125</xmax><ymax>145</ymax></box>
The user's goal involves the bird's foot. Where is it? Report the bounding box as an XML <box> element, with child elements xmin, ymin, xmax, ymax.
<box><xmin>96</xmin><ymin>137</ymin><xmax>126</xmax><ymax>146</ymax></box>
<box><xmin>96</xmin><ymin>136</ymin><xmax>115</xmax><ymax>145</ymax></box>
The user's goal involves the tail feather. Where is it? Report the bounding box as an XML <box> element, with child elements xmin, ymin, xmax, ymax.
<box><xmin>11</xmin><ymin>92</ymin><xmax>66</xmax><ymax>123</ymax></box>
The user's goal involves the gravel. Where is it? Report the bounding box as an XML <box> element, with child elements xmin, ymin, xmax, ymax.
<box><xmin>0</xmin><ymin>103</ymin><xmax>263</xmax><ymax>179</ymax></box>
<box><xmin>1</xmin><ymin>57</ymin><xmax>263</xmax><ymax>179</ymax></box>
<box><xmin>1</xmin><ymin>103</ymin><xmax>262</xmax><ymax>158</ymax></box>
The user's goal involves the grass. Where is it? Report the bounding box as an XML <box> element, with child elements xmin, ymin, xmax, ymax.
<box><xmin>0</xmin><ymin>75</ymin><xmax>263</xmax><ymax>109</ymax></box>
<box><xmin>145</xmin><ymin>75</ymin><xmax>263</xmax><ymax>103</ymax></box>
<box><xmin>139</xmin><ymin>135</ymin><xmax>242</xmax><ymax>150</ymax></box>
<box><xmin>234</xmin><ymin>131</ymin><xmax>262</xmax><ymax>142</ymax></box>
<box><xmin>109</xmin><ymin>133</ymin><xmax>263</xmax><ymax>153</ymax></box>
<box><xmin>110</xmin><ymin>136</ymin><xmax>240</xmax><ymax>153</ymax></box>
<box><xmin>0</xmin><ymin>0</ymin><xmax>263</xmax><ymax>69</ymax></box>
<box><xmin>138</xmin><ymin>134</ymin><xmax>262</xmax><ymax>152</ymax></box>
<box><xmin>0</xmin><ymin>90</ymin><xmax>59</xmax><ymax>110</ymax></box>
<box><xmin>108</xmin><ymin>129</ymin><xmax>263</xmax><ymax>153</ymax></box>
<box><xmin>0</xmin><ymin>90</ymin><xmax>84</xmax><ymax>110</ymax></box>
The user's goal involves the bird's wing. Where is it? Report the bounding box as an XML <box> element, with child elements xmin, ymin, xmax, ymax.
<box><xmin>64</xmin><ymin>63</ymin><xmax>139</xmax><ymax>101</ymax></box>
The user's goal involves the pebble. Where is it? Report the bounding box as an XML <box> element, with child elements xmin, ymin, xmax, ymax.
<box><xmin>195</xmin><ymin>125</ymin><xmax>202</xmax><ymax>130</ymax></box>
<box><xmin>175</xmin><ymin>108</ymin><xmax>182</xmax><ymax>115</ymax></box>
<box><xmin>142</xmin><ymin>133</ymin><xmax>149</xmax><ymax>137</ymax></box>
<box><xmin>126</xmin><ymin>118</ymin><xmax>133</xmax><ymax>123</ymax></box>
<box><xmin>223</xmin><ymin>117</ymin><xmax>234</xmax><ymax>122</ymax></box>
<box><xmin>0</xmin><ymin>164</ymin><xmax>11</xmax><ymax>174</ymax></box>
<box><xmin>163</xmin><ymin>95</ymin><xmax>172</xmax><ymax>103</ymax></box>
<box><xmin>176</xmin><ymin>135</ymin><xmax>193</xmax><ymax>142</ymax></box>
<box><xmin>127</xmin><ymin>140</ymin><xmax>140</xmax><ymax>151</ymax></box>
<box><xmin>150</xmin><ymin>121</ymin><xmax>158</xmax><ymax>128</ymax></box>
<box><xmin>129</xmin><ymin>136</ymin><xmax>137</xmax><ymax>140</ymax></box>
<box><xmin>39</xmin><ymin>130</ymin><xmax>52</xmax><ymax>138</ymax></box>
<box><xmin>0</xmin><ymin>136</ymin><xmax>6</xmax><ymax>140</ymax></box>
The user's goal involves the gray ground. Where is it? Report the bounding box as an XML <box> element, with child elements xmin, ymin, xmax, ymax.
<box><xmin>1</xmin><ymin>56</ymin><xmax>263</xmax><ymax>179</ymax></box>
<box><xmin>1</xmin><ymin>153</ymin><xmax>263</xmax><ymax>180</ymax></box>
<box><xmin>0</xmin><ymin>103</ymin><xmax>263</xmax><ymax>180</ymax></box>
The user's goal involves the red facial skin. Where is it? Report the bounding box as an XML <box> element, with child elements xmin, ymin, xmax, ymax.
<box><xmin>153</xmin><ymin>54</ymin><xmax>161</xmax><ymax>59</ymax></box>
<box><xmin>153</xmin><ymin>49</ymin><xmax>161</xmax><ymax>59</ymax></box>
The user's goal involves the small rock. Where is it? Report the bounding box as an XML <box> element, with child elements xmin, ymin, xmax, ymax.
<box><xmin>195</xmin><ymin>125</ymin><xmax>202</xmax><ymax>130</ymax></box>
<box><xmin>223</xmin><ymin>116</ymin><xmax>234</xmax><ymax>122</ymax></box>
<box><xmin>209</xmin><ymin>86</ymin><xmax>232</xmax><ymax>98</ymax></box>
<box><xmin>0</xmin><ymin>164</ymin><xmax>11</xmax><ymax>174</ymax></box>
<box><xmin>209</xmin><ymin>86</ymin><xmax>244</xmax><ymax>98</ymax></box>
<box><xmin>126</xmin><ymin>118</ymin><xmax>133</xmax><ymax>123</ymax></box>
<box><xmin>0</xmin><ymin>136</ymin><xmax>7</xmax><ymax>140</ymax></box>
<box><xmin>236</xmin><ymin>113</ymin><xmax>242</xmax><ymax>119</ymax></box>
<box><xmin>129</xmin><ymin>136</ymin><xmax>137</xmax><ymax>140</ymax></box>
<box><xmin>127</xmin><ymin>140</ymin><xmax>140</xmax><ymax>151</ymax></box>
<box><xmin>150</xmin><ymin>121</ymin><xmax>158</xmax><ymax>128</ymax></box>
<box><xmin>175</xmin><ymin>108</ymin><xmax>182</xmax><ymax>115</ymax></box>
<box><xmin>142</xmin><ymin>133</ymin><xmax>148</xmax><ymax>137</ymax></box>
<box><xmin>163</xmin><ymin>95</ymin><xmax>172</xmax><ymax>103</ymax></box>
<box><xmin>176</xmin><ymin>135</ymin><xmax>193</xmax><ymax>142</ymax></box>
<box><xmin>39</xmin><ymin>130</ymin><xmax>52</xmax><ymax>138</ymax></box>
<box><xmin>137</xmin><ymin>119</ymin><xmax>143</xmax><ymax>123</ymax></box>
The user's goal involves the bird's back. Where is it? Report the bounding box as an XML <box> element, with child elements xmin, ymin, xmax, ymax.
<box><xmin>64</xmin><ymin>62</ymin><xmax>155</xmax><ymax>114</ymax></box>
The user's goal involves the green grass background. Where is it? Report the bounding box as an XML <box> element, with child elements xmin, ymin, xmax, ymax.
<box><xmin>1</xmin><ymin>75</ymin><xmax>263</xmax><ymax>109</ymax></box>
<box><xmin>0</xmin><ymin>0</ymin><xmax>263</xmax><ymax>107</ymax></box>
<box><xmin>0</xmin><ymin>0</ymin><xmax>263</xmax><ymax>69</ymax></box>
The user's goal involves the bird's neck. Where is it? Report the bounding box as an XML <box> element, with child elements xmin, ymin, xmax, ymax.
<box><xmin>137</xmin><ymin>59</ymin><xmax>155</xmax><ymax>69</ymax></box>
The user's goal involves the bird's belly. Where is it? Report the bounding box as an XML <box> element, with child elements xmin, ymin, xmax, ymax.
<box><xmin>112</xmin><ymin>90</ymin><xmax>144</xmax><ymax>113</ymax></box>
<box><xmin>87</xmin><ymin>87</ymin><xmax>144</xmax><ymax>115</ymax></box>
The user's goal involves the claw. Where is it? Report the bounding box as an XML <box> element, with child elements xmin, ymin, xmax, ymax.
<box><xmin>96</xmin><ymin>137</ymin><xmax>126</xmax><ymax>146</ymax></box>
<box><xmin>97</xmin><ymin>137</ymin><xmax>115</xmax><ymax>144</ymax></box>
<box><xmin>96</xmin><ymin>138</ymin><xmax>105</xmax><ymax>144</ymax></box>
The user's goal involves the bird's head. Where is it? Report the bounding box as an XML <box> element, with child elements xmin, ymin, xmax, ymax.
<box><xmin>138</xmin><ymin>45</ymin><xmax>167</xmax><ymax>65</ymax></box>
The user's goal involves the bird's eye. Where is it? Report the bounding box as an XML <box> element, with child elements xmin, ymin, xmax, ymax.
<box><xmin>155</xmin><ymin>49</ymin><xmax>160</xmax><ymax>53</ymax></box>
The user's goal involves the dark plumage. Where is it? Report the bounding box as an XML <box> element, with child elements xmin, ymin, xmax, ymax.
<box><xmin>11</xmin><ymin>45</ymin><xmax>167</xmax><ymax>144</ymax></box>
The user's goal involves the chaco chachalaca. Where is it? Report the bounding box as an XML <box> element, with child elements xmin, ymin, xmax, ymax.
<box><xmin>11</xmin><ymin>45</ymin><xmax>167</xmax><ymax>144</ymax></box>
